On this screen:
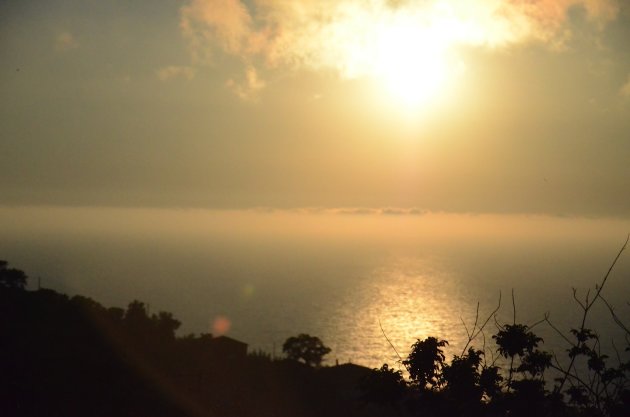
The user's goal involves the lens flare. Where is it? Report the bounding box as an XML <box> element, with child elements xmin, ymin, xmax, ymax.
<box><xmin>212</xmin><ymin>315</ymin><xmax>231</xmax><ymax>336</ymax></box>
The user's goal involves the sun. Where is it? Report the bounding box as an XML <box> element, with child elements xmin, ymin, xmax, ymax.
<box><xmin>329</xmin><ymin>8</ymin><xmax>465</xmax><ymax>110</ymax></box>
<box><xmin>374</xmin><ymin>21</ymin><xmax>450</xmax><ymax>107</ymax></box>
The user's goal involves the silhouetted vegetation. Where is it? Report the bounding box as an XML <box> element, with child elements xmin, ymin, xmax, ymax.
<box><xmin>361</xmin><ymin>237</ymin><xmax>630</xmax><ymax>417</ymax></box>
<box><xmin>283</xmin><ymin>333</ymin><xmax>331</xmax><ymax>367</ymax></box>
<box><xmin>1</xmin><ymin>237</ymin><xmax>629</xmax><ymax>417</ymax></box>
<box><xmin>0</xmin><ymin>260</ymin><xmax>27</xmax><ymax>289</ymax></box>
<box><xmin>0</xmin><ymin>260</ymin><xmax>374</xmax><ymax>417</ymax></box>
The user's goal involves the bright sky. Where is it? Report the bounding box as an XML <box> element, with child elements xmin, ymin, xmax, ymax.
<box><xmin>1</xmin><ymin>0</ymin><xmax>630</xmax><ymax>216</ymax></box>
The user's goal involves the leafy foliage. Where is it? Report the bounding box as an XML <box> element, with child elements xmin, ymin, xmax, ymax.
<box><xmin>493</xmin><ymin>324</ymin><xmax>542</xmax><ymax>358</ymax></box>
<box><xmin>0</xmin><ymin>260</ymin><xmax>28</xmax><ymax>290</ymax></box>
<box><xmin>360</xmin><ymin>237</ymin><xmax>630</xmax><ymax>417</ymax></box>
<box><xmin>2</xmin><ymin>235</ymin><xmax>629</xmax><ymax>417</ymax></box>
<box><xmin>360</xmin><ymin>364</ymin><xmax>407</xmax><ymax>406</ymax></box>
<box><xmin>1</xmin><ymin>267</ymin><xmax>364</xmax><ymax>417</ymax></box>
<box><xmin>282</xmin><ymin>333</ymin><xmax>331</xmax><ymax>367</ymax></box>
<box><xmin>403</xmin><ymin>337</ymin><xmax>447</xmax><ymax>389</ymax></box>
<box><xmin>442</xmin><ymin>348</ymin><xmax>484</xmax><ymax>402</ymax></box>
<box><xmin>516</xmin><ymin>349</ymin><xmax>552</xmax><ymax>377</ymax></box>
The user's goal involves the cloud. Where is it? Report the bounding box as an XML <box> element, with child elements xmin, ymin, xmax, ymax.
<box><xmin>179</xmin><ymin>0</ymin><xmax>620</xmax><ymax>95</ymax></box>
<box><xmin>180</xmin><ymin>0</ymin><xmax>256</xmax><ymax>62</ymax></box>
<box><xmin>494</xmin><ymin>0</ymin><xmax>619</xmax><ymax>47</ymax></box>
<box><xmin>55</xmin><ymin>32</ymin><xmax>79</xmax><ymax>51</ymax></box>
<box><xmin>156</xmin><ymin>65</ymin><xmax>196</xmax><ymax>81</ymax></box>
<box><xmin>276</xmin><ymin>207</ymin><xmax>430</xmax><ymax>216</ymax></box>
<box><xmin>226</xmin><ymin>66</ymin><xmax>265</xmax><ymax>100</ymax></box>
<box><xmin>620</xmin><ymin>74</ymin><xmax>630</xmax><ymax>98</ymax></box>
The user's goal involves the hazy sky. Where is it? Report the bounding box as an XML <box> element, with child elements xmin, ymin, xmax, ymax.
<box><xmin>1</xmin><ymin>0</ymin><xmax>630</xmax><ymax>216</ymax></box>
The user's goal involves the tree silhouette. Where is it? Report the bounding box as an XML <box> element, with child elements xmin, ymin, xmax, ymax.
<box><xmin>282</xmin><ymin>333</ymin><xmax>331</xmax><ymax>367</ymax></box>
<box><xmin>360</xmin><ymin>364</ymin><xmax>407</xmax><ymax>407</ymax></box>
<box><xmin>154</xmin><ymin>311</ymin><xmax>181</xmax><ymax>341</ymax></box>
<box><xmin>0</xmin><ymin>260</ymin><xmax>27</xmax><ymax>290</ymax></box>
<box><xmin>124</xmin><ymin>299</ymin><xmax>153</xmax><ymax>332</ymax></box>
<box><xmin>403</xmin><ymin>337</ymin><xmax>448</xmax><ymax>390</ymax></box>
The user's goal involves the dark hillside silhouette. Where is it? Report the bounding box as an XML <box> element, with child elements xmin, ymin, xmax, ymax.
<box><xmin>0</xmin><ymin>260</ymin><xmax>376</xmax><ymax>417</ymax></box>
<box><xmin>1</xmin><ymin>241</ymin><xmax>629</xmax><ymax>417</ymax></box>
<box><xmin>0</xmin><ymin>260</ymin><xmax>27</xmax><ymax>289</ymax></box>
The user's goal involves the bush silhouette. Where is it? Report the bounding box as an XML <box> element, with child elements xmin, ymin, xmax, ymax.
<box><xmin>2</xmin><ymin>235</ymin><xmax>628</xmax><ymax>417</ymax></box>
<box><xmin>361</xmin><ymin>236</ymin><xmax>630</xmax><ymax>417</ymax></box>
<box><xmin>0</xmin><ymin>260</ymin><xmax>27</xmax><ymax>290</ymax></box>
<box><xmin>403</xmin><ymin>337</ymin><xmax>447</xmax><ymax>390</ymax></box>
<box><xmin>282</xmin><ymin>333</ymin><xmax>331</xmax><ymax>367</ymax></box>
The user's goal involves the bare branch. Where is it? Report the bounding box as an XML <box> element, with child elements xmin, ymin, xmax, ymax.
<box><xmin>461</xmin><ymin>293</ymin><xmax>501</xmax><ymax>356</ymax></box>
<box><xmin>511</xmin><ymin>289</ymin><xmax>516</xmax><ymax>325</ymax></box>
<box><xmin>596</xmin><ymin>234</ymin><xmax>629</xmax><ymax>300</ymax></box>
<box><xmin>597</xmin><ymin>293</ymin><xmax>630</xmax><ymax>338</ymax></box>
<box><xmin>378</xmin><ymin>319</ymin><xmax>403</xmax><ymax>364</ymax></box>
<box><xmin>461</xmin><ymin>317</ymin><xmax>471</xmax><ymax>339</ymax></box>
<box><xmin>472</xmin><ymin>302</ymin><xmax>480</xmax><ymax>337</ymax></box>
<box><xmin>556</xmin><ymin>235</ymin><xmax>629</xmax><ymax>393</ymax></box>
<box><xmin>572</xmin><ymin>288</ymin><xmax>586</xmax><ymax>310</ymax></box>
<box><xmin>528</xmin><ymin>315</ymin><xmax>547</xmax><ymax>330</ymax></box>
<box><xmin>544</xmin><ymin>315</ymin><xmax>575</xmax><ymax>347</ymax></box>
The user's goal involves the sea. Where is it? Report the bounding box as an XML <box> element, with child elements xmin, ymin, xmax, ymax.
<box><xmin>1</xmin><ymin>206</ymin><xmax>629</xmax><ymax>370</ymax></box>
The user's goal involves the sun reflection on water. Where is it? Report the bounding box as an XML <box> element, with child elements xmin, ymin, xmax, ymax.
<box><xmin>324</xmin><ymin>255</ymin><xmax>479</xmax><ymax>369</ymax></box>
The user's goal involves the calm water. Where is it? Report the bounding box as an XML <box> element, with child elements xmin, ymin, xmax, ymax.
<box><xmin>1</xmin><ymin>207</ymin><xmax>629</xmax><ymax>368</ymax></box>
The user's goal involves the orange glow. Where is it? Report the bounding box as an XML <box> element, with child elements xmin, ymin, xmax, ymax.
<box><xmin>212</xmin><ymin>316</ymin><xmax>231</xmax><ymax>336</ymax></box>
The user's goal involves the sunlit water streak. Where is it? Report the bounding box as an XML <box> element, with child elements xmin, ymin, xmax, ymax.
<box><xmin>320</xmin><ymin>256</ymin><xmax>475</xmax><ymax>368</ymax></box>
<box><xmin>1</xmin><ymin>208</ymin><xmax>628</xmax><ymax>370</ymax></box>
